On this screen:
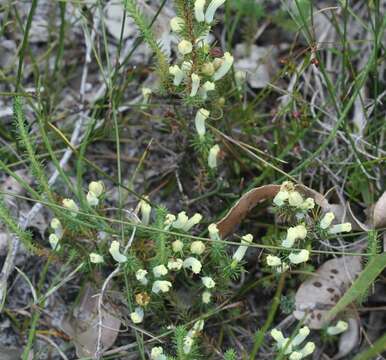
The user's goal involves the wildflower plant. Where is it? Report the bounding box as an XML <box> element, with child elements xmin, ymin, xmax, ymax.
<box><xmin>266</xmin><ymin>181</ymin><xmax>353</xmax><ymax>273</ymax></box>
<box><xmin>45</xmin><ymin>174</ymin><xmax>251</xmax><ymax>357</ymax></box>
<box><xmin>271</xmin><ymin>326</ymin><xmax>315</xmax><ymax>359</ymax></box>
<box><xmin>166</xmin><ymin>0</ymin><xmax>235</xmax><ymax>173</ymax></box>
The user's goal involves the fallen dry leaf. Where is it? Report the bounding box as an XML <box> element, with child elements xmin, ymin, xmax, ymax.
<box><xmin>370</xmin><ymin>191</ymin><xmax>386</xmax><ymax>229</ymax></box>
<box><xmin>216</xmin><ymin>185</ymin><xmax>280</xmax><ymax>238</ymax></box>
<box><xmin>293</xmin><ymin>256</ymin><xmax>362</xmax><ymax>329</ymax></box>
<box><xmin>61</xmin><ymin>284</ymin><xmax>121</xmax><ymax>357</ymax></box>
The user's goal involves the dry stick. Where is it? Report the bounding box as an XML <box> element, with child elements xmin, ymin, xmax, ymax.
<box><xmin>0</xmin><ymin>9</ymin><xmax>102</xmax><ymax>309</ymax></box>
<box><xmin>95</xmin><ymin>226</ymin><xmax>137</xmax><ymax>359</ymax></box>
<box><xmin>36</xmin><ymin>334</ymin><xmax>69</xmax><ymax>360</ymax></box>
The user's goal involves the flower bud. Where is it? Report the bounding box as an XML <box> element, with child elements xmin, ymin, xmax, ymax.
<box><xmin>320</xmin><ymin>212</ymin><xmax>335</xmax><ymax>229</ymax></box>
<box><xmin>288</xmin><ymin>191</ymin><xmax>304</xmax><ymax>207</ymax></box>
<box><xmin>89</xmin><ymin>181</ymin><xmax>104</xmax><ymax>197</ymax></box>
<box><xmin>208</xmin><ymin>144</ymin><xmax>220</xmax><ymax>169</ymax></box>
<box><xmin>153</xmin><ymin>264</ymin><xmax>168</xmax><ymax>277</ymax></box>
<box><xmin>169</xmin><ymin>65</ymin><xmax>184</xmax><ymax>86</ymax></box>
<box><xmin>299</xmin><ymin>342</ymin><xmax>315</xmax><ymax>357</ymax></box>
<box><xmin>89</xmin><ymin>252</ymin><xmax>104</xmax><ymax>263</ymax></box>
<box><xmin>167</xmin><ymin>258</ymin><xmax>183</xmax><ymax>271</ymax></box>
<box><xmin>62</xmin><ymin>198</ymin><xmax>79</xmax><ymax>216</ymax></box>
<box><xmin>205</xmin><ymin>0</ymin><xmax>226</xmax><ymax>23</ymax></box>
<box><xmin>181</xmin><ymin>60</ymin><xmax>193</xmax><ymax>73</ymax></box>
<box><xmin>190</xmin><ymin>241</ymin><xmax>206</xmax><ymax>255</ymax></box>
<box><xmin>170</xmin><ymin>16</ymin><xmax>184</xmax><ymax>32</ymax></box>
<box><xmin>130</xmin><ymin>307</ymin><xmax>144</xmax><ymax>324</ymax></box>
<box><xmin>190</xmin><ymin>73</ymin><xmax>201</xmax><ymax>97</ymax></box>
<box><xmin>195</xmin><ymin>108</ymin><xmax>210</xmax><ymax>137</ymax></box>
<box><xmin>184</xmin><ymin>213</ymin><xmax>202</xmax><ymax>231</ymax></box>
<box><xmin>292</xmin><ymin>326</ymin><xmax>310</xmax><ymax>346</ymax></box>
<box><xmin>327</xmin><ymin>320</ymin><xmax>348</xmax><ymax>335</ymax></box>
<box><xmin>140</xmin><ymin>197</ymin><xmax>151</xmax><ymax>225</ymax></box>
<box><xmin>199</xmin><ymin>81</ymin><xmax>215</xmax><ymax>100</ymax></box>
<box><xmin>300</xmin><ymin>197</ymin><xmax>315</xmax><ymax>210</ymax></box>
<box><xmin>213</xmin><ymin>52</ymin><xmax>233</xmax><ymax>81</ymax></box>
<box><xmin>109</xmin><ymin>240</ymin><xmax>127</xmax><ymax>263</ymax></box>
<box><xmin>152</xmin><ymin>280</ymin><xmax>172</xmax><ymax>294</ymax></box>
<box><xmin>49</xmin><ymin>234</ymin><xmax>61</xmax><ymax>251</ymax></box>
<box><xmin>136</xmin><ymin>269</ymin><xmax>148</xmax><ymax>285</ymax></box>
<box><xmin>202</xmin><ymin>276</ymin><xmax>215</xmax><ymax>288</ymax></box>
<box><xmin>151</xmin><ymin>347</ymin><xmax>166</xmax><ymax>360</ymax></box>
<box><xmin>328</xmin><ymin>222</ymin><xmax>352</xmax><ymax>234</ymax></box>
<box><xmin>194</xmin><ymin>0</ymin><xmax>206</xmax><ymax>22</ymax></box>
<box><xmin>273</xmin><ymin>190</ymin><xmax>289</xmax><ymax>207</ymax></box>
<box><xmin>232</xmin><ymin>234</ymin><xmax>253</xmax><ymax>262</ymax></box>
<box><xmin>178</xmin><ymin>40</ymin><xmax>193</xmax><ymax>55</ymax></box>
<box><xmin>266</xmin><ymin>255</ymin><xmax>282</xmax><ymax>267</ymax></box>
<box><xmin>202</xmin><ymin>62</ymin><xmax>215</xmax><ymax>76</ymax></box>
<box><xmin>288</xmin><ymin>249</ymin><xmax>310</xmax><ymax>264</ymax></box>
<box><xmin>202</xmin><ymin>290</ymin><xmax>211</xmax><ymax>303</ymax></box>
<box><xmin>183</xmin><ymin>257</ymin><xmax>202</xmax><ymax>274</ymax></box>
<box><xmin>172</xmin><ymin>211</ymin><xmax>189</xmax><ymax>230</ymax></box>
<box><xmin>208</xmin><ymin>223</ymin><xmax>220</xmax><ymax>240</ymax></box>
<box><xmin>172</xmin><ymin>239</ymin><xmax>184</xmax><ymax>252</ymax></box>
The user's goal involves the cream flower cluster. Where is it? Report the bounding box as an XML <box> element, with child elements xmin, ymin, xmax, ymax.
<box><xmin>151</xmin><ymin>346</ymin><xmax>167</xmax><ymax>360</ymax></box>
<box><xmin>171</xmin><ymin>211</ymin><xmax>202</xmax><ymax>232</ymax></box>
<box><xmin>109</xmin><ymin>240</ymin><xmax>127</xmax><ymax>263</ymax></box>
<box><xmin>168</xmin><ymin>0</ymin><xmax>232</xmax><ymax>152</ymax></box>
<box><xmin>131</xmin><ymin>262</ymin><xmax>174</xmax><ymax>323</ymax></box>
<box><xmin>48</xmin><ymin>217</ymin><xmax>63</xmax><ymax>251</ymax></box>
<box><xmin>271</xmin><ymin>326</ymin><xmax>315</xmax><ymax>359</ymax></box>
<box><xmin>183</xmin><ymin>320</ymin><xmax>205</xmax><ymax>354</ymax></box>
<box><xmin>86</xmin><ymin>180</ymin><xmax>104</xmax><ymax>207</ymax></box>
<box><xmin>139</xmin><ymin>197</ymin><xmax>151</xmax><ymax>225</ymax></box>
<box><xmin>268</xmin><ymin>181</ymin><xmax>317</xmax><ymax>271</ymax></box>
<box><xmin>319</xmin><ymin>212</ymin><xmax>352</xmax><ymax>234</ymax></box>
<box><xmin>194</xmin><ymin>0</ymin><xmax>225</xmax><ymax>23</ymax></box>
<box><xmin>168</xmin><ymin>2</ymin><xmax>231</xmax><ymax>177</ymax></box>
<box><xmin>133</xmin><ymin>222</ymin><xmax>221</xmax><ymax>315</ymax></box>
<box><xmin>326</xmin><ymin>320</ymin><xmax>348</xmax><ymax>335</ymax></box>
<box><xmin>273</xmin><ymin>181</ymin><xmax>314</xmax><ymax>211</ymax></box>
<box><xmin>62</xmin><ymin>198</ymin><xmax>79</xmax><ymax>216</ymax></box>
<box><xmin>231</xmin><ymin>234</ymin><xmax>253</xmax><ymax>268</ymax></box>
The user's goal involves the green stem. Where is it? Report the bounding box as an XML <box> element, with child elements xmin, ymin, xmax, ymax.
<box><xmin>249</xmin><ymin>273</ymin><xmax>286</xmax><ymax>359</ymax></box>
<box><xmin>16</xmin><ymin>0</ymin><xmax>38</xmax><ymax>91</ymax></box>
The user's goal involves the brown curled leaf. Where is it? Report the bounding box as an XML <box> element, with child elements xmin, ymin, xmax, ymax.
<box><xmin>216</xmin><ymin>183</ymin><xmax>343</xmax><ymax>238</ymax></box>
<box><xmin>216</xmin><ymin>185</ymin><xmax>280</xmax><ymax>238</ymax></box>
